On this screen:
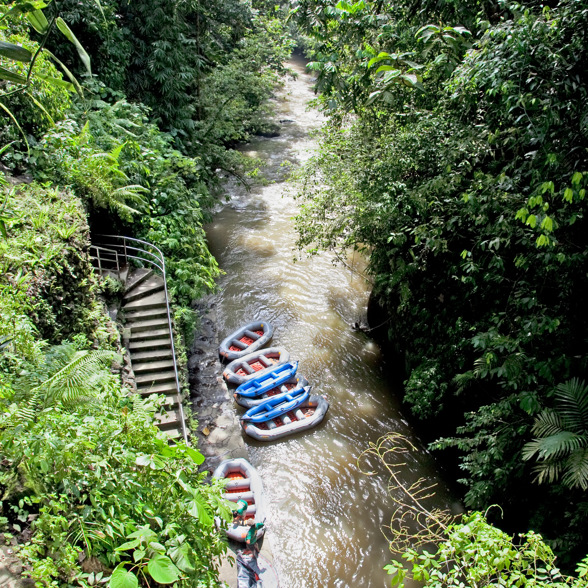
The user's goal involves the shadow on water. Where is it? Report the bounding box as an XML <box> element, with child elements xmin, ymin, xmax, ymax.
<box><xmin>205</xmin><ymin>55</ymin><xmax>458</xmax><ymax>588</ymax></box>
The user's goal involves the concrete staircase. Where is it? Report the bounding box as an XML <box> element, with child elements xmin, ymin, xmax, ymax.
<box><xmin>122</xmin><ymin>268</ymin><xmax>187</xmax><ymax>440</ymax></box>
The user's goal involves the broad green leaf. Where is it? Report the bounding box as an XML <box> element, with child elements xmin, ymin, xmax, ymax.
<box><xmin>367</xmin><ymin>52</ymin><xmax>391</xmax><ymax>68</ymax></box>
<box><xmin>0</xmin><ymin>66</ymin><xmax>27</xmax><ymax>85</ymax></box>
<box><xmin>135</xmin><ymin>454</ymin><xmax>151</xmax><ymax>467</ymax></box>
<box><xmin>133</xmin><ymin>549</ymin><xmax>146</xmax><ymax>563</ymax></box>
<box><xmin>540</xmin><ymin>216</ymin><xmax>553</xmax><ymax>232</ymax></box>
<box><xmin>185</xmin><ymin>446</ymin><xmax>205</xmax><ymax>465</ymax></box>
<box><xmin>148</xmin><ymin>541</ymin><xmax>166</xmax><ymax>553</ymax></box>
<box><xmin>55</xmin><ymin>17</ymin><xmax>91</xmax><ymax>75</ymax></box>
<box><xmin>147</xmin><ymin>555</ymin><xmax>180</xmax><ymax>585</ymax></box>
<box><xmin>168</xmin><ymin>543</ymin><xmax>196</xmax><ymax>574</ymax></box>
<box><xmin>563</xmin><ymin>187</ymin><xmax>573</xmax><ymax>202</ymax></box>
<box><xmin>0</xmin><ymin>41</ymin><xmax>32</xmax><ymax>63</ymax></box>
<box><xmin>43</xmin><ymin>49</ymin><xmax>84</xmax><ymax>97</ymax></box>
<box><xmin>26</xmin><ymin>9</ymin><xmax>49</xmax><ymax>34</ymax></box>
<box><xmin>109</xmin><ymin>566</ymin><xmax>138</xmax><ymax>588</ymax></box>
<box><xmin>115</xmin><ymin>539</ymin><xmax>140</xmax><ymax>551</ymax></box>
<box><xmin>188</xmin><ymin>496</ymin><xmax>212</xmax><ymax>526</ymax></box>
<box><xmin>35</xmin><ymin>73</ymin><xmax>75</xmax><ymax>93</ymax></box>
<box><xmin>375</xmin><ymin>65</ymin><xmax>397</xmax><ymax>75</ymax></box>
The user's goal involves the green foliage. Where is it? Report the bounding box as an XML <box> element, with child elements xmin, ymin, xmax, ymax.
<box><xmin>294</xmin><ymin>0</ymin><xmax>588</xmax><ymax>560</ymax></box>
<box><xmin>523</xmin><ymin>379</ymin><xmax>588</xmax><ymax>490</ymax></box>
<box><xmin>0</xmin><ymin>30</ymin><xmax>72</xmax><ymax>155</ymax></box>
<box><xmin>386</xmin><ymin>511</ymin><xmax>588</xmax><ymax>588</ymax></box>
<box><xmin>33</xmin><ymin>117</ymin><xmax>149</xmax><ymax>220</ymax></box>
<box><xmin>1</xmin><ymin>356</ymin><xmax>229</xmax><ymax>587</ymax></box>
<box><xmin>38</xmin><ymin>90</ymin><xmax>222</xmax><ymax>304</ymax></box>
<box><xmin>0</xmin><ymin>183</ymin><xmax>115</xmax><ymax>345</ymax></box>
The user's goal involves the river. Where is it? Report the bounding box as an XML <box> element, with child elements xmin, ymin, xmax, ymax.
<box><xmin>204</xmin><ymin>55</ymin><xmax>456</xmax><ymax>588</ymax></box>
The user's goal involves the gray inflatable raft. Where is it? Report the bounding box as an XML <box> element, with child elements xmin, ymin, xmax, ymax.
<box><xmin>223</xmin><ymin>347</ymin><xmax>290</xmax><ymax>385</ymax></box>
<box><xmin>242</xmin><ymin>395</ymin><xmax>329</xmax><ymax>441</ymax></box>
<box><xmin>212</xmin><ymin>457</ymin><xmax>265</xmax><ymax>543</ymax></box>
<box><xmin>218</xmin><ymin>320</ymin><xmax>273</xmax><ymax>361</ymax></box>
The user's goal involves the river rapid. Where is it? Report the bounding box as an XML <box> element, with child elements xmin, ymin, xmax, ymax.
<box><xmin>204</xmin><ymin>55</ymin><xmax>455</xmax><ymax>588</ymax></box>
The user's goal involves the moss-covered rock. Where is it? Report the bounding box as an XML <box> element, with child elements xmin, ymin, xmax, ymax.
<box><xmin>0</xmin><ymin>183</ymin><xmax>114</xmax><ymax>351</ymax></box>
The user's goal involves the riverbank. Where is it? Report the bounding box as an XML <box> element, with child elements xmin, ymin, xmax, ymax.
<box><xmin>188</xmin><ymin>299</ymin><xmax>279</xmax><ymax>587</ymax></box>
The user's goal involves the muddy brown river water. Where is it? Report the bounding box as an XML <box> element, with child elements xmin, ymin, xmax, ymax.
<box><xmin>203</xmin><ymin>55</ymin><xmax>456</xmax><ymax>588</ymax></box>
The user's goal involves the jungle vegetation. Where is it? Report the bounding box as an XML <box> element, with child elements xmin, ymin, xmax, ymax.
<box><xmin>2</xmin><ymin>0</ymin><xmax>588</xmax><ymax>585</ymax></box>
<box><xmin>291</xmin><ymin>0</ymin><xmax>588</xmax><ymax>576</ymax></box>
<box><xmin>0</xmin><ymin>0</ymin><xmax>292</xmax><ymax>585</ymax></box>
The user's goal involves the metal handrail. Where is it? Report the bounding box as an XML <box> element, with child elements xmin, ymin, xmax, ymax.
<box><xmin>89</xmin><ymin>245</ymin><xmax>121</xmax><ymax>279</ymax></box>
<box><xmin>90</xmin><ymin>235</ymin><xmax>189</xmax><ymax>445</ymax></box>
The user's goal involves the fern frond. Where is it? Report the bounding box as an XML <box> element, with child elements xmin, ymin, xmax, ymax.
<box><xmin>16</xmin><ymin>388</ymin><xmax>41</xmax><ymax>422</ymax></box>
<box><xmin>32</xmin><ymin>349</ymin><xmax>118</xmax><ymax>408</ymax></box>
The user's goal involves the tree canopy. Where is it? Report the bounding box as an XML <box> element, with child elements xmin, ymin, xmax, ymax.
<box><xmin>293</xmin><ymin>0</ymin><xmax>588</xmax><ymax>565</ymax></box>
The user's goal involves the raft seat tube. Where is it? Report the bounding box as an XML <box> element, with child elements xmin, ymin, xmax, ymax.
<box><xmin>258</xmin><ymin>355</ymin><xmax>272</xmax><ymax>368</ymax></box>
<box><xmin>244</xmin><ymin>329</ymin><xmax>260</xmax><ymax>340</ymax></box>
<box><xmin>225</xmin><ymin>477</ymin><xmax>251</xmax><ymax>490</ymax></box>
<box><xmin>231</xmin><ymin>339</ymin><xmax>249</xmax><ymax>350</ymax></box>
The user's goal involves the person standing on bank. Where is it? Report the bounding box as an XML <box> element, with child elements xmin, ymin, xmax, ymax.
<box><xmin>237</xmin><ymin>519</ymin><xmax>265</xmax><ymax>588</ymax></box>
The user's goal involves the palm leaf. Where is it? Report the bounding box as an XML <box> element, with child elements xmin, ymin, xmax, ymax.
<box><xmin>530</xmin><ymin>409</ymin><xmax>563</xmax><ymax>438</ymax></box>
<box><xmin>554</xmin><ymin>378</ymin><xmax>588</xmax><ymax>433</ymax></box>
<box><xmin>562</xmin><ymin>446</ymin><xmax>588</xmax><ymax>490</ymax></box>
<box><xmin>533</xmin><ymin>431</ymin><xmax>585</xmax><ymax>460</ymax></box>
<box><xmin>533</xmin><ymin>459</ymin><xmax>562</xmax><ymax>485</ymax></box>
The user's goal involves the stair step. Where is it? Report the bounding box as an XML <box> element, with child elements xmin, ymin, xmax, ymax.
<box><xmin>129</xmin><ymin>337</ymin><xmax>172</xmax><ymax>351</ymax></box>
<box><xmin>128</xmin><ymin>318</ymin><xmax>170</xmax><ymax>333</ymax></box>
<box><xmin>133</xmin><ymin>360</ymin><xmax>175</xmax><ymax>374</ymax></box>
<box><xmin>125</xmin><ymin>268</ymin><xmax>154</xmax><ymax>294</ymax></box>
<box><xmin>124</xmin><ymin>282</ymin><xmax>165</xmax><ymax>304</ymax></box>
<box><xmin>123</xmin><ymin>291</ymin><xmax>167</xmax><ymax>311</ymax></box>
<box><xmin>129</xmin><ymin>329</ymin><xmax>171</xmax><ymax>342</ymax></box>
<box><xmin>163</xmin><ymin>427</ymin><xmax>184</xmax><ymax>439</ymax></box>
<box><xmin>131</xmin><ymin>349</ymin><xmax>174</xmax><ymax>362</ymax></box>
<box><xmin>124</xmin><ymin>307</ymin><xmax>168</xmax><ymax>322</ymax></box>
<box><xmin>135</xmin><ymin>371</ymin><xmax>176</xmax><ymax>386</ymax></box>
<box><xmin>138</xmin><ymin>390</ymin><xmax>179</xmax><ymax>408</ymax></box>
<box><xmin>156</xmin><ymin>409</ymin><xmax>182</xmax><ymax>427</ymax></box>
<box><xmin>136</xmin><ymin>382</ymin><xmax>179</xmax><ymax>396</ymax></box>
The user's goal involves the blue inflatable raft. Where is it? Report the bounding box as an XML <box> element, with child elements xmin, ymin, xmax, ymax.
<box><xmin>234</xmin><ymin>375</ymin><xmax>310</xmax><ymax>408</ymax></box>
<box><xmin>235</xmin><ymin>361</ymin><xmax>299</xmax><ymax>399</ymax></box>
<box><xmin>241</xmin><ymin>386</ymin><xmax>310</xmax><ymax>424</ymax></box>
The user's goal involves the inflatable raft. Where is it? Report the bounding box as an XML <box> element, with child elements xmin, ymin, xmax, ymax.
<box><xmin>236</xmin><ymin>361</ymin><xmax>299</xmax><ymax>398</ymax></box>
<box><xmin>218</xmin><ymin>321</ymin><xmax>273</xmax><ymax>361</ymax></box>
<box><xmin>212</xmin><ymin>458</ymin><xmax>265</xmax><ymax>543</ymax></box>
<box><xmin>241</xmin><ymin>385</ymin><xmax>310</xmax><ymax>424</ymax></box>
<box><xmin>223</xmin><ymin>347</ymin><xmax>290</xmax><ymax>385</ymax></box>
<box><xmin>234</xmin><ymin>375</ymin><xmax>310</xmax><ymax>408</ymax></box>
<box><xmin>242</xmin><ymin>395</ymin><xmax>329</xmax><ymax>441</ymax></box>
